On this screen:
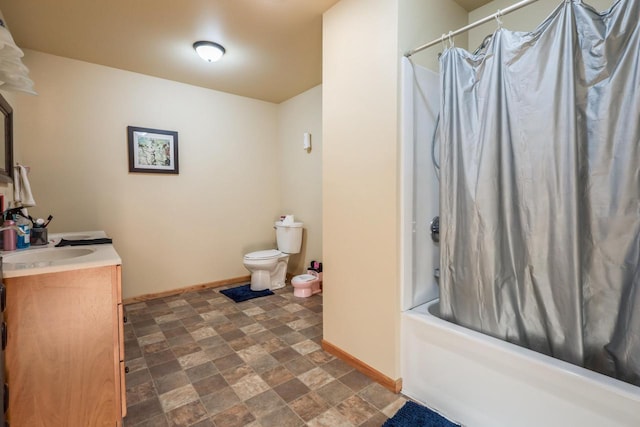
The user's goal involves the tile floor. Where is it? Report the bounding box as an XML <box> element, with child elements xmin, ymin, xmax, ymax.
<box><xmin>123</xmin><ymin>284</ymin><xmax>407</xmax><ymax>426</ymax></box>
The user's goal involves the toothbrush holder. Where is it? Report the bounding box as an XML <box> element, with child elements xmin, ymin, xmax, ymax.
<box><xmin>31</xmin><ymin>227</ymin><xmax>48</xmax><ymax>246</ymax></box>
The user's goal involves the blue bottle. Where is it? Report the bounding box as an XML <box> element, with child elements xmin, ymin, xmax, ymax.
<box><xmin>15</xmin><ymin>214</ymin><xmax>30</xmax><ymax>249</ymax></box>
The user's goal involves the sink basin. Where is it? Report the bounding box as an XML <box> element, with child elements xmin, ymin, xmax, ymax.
<box><xmin>0</xmin><ymin>230</ymin><xmax>120</xmax><ymax>278</ymax></box>
<box><xmin>2</xmin><ymin>247</ymin><xmax>96</xmax><ymax>269</ymax></box>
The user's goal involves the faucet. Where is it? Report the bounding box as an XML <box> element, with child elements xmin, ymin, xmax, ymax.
<box><xmin>2</xmin><ymin>207</ymin><xmax>30</xmax><ymax>223</ymax></box>
<box><xmin>0</xmin><ymin>225</ymin><xmax>26</xmax><ymax>235</ymax></box>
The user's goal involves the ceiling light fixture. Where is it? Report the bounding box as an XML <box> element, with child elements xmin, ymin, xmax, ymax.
<box><xmin>193</xmin><ymin>41</ymin><xmax>226</xmax><ymax>63</ymax></box>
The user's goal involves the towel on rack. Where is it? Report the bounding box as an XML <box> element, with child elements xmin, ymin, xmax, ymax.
<box><xmin>13</xmin><ymin>164</ymin><xmax>36</xmax><ymax>207</ymax></box>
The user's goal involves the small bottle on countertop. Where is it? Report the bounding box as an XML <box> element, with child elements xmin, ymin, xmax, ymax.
<box><xmin>3</xmin><ymin>219</ymin><xmax>16</xmax><ymax>251</ymax></box>
<box><xmin>15</xmin><ymin>214</ymin><xmax>30</xmax><ymax>249</ymax></box>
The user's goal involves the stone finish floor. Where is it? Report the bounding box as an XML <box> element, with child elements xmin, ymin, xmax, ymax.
<box><xmin>123</xmin><ymin>284</ymin><xmax>407</xmax><ymax>426</ymax></box>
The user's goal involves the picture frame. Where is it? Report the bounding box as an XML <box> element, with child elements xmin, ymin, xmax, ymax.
<box><xmin>127</xmin><ymin>126</ymin><xmax>179</xmax><ymax>174</ymax></box>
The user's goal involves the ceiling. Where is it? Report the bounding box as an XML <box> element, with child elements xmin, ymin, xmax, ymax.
<box><xmin>0</xmin><ymin>0</ymin><xmax>490</xmax><ymax>104</ymax></box>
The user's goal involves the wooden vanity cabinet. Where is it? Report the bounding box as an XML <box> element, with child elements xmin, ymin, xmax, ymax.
<box><xmin>4</xmin><ymin>265</ymin><xmax>126</xmax><ymax>426</ymax></box>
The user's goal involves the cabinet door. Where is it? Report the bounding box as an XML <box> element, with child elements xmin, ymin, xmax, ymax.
<box><xmin>1</xmin><ymin>263</ymin><xmax>6</xmax><ymax>427</ymax></box>
<box><xmin>116</xmin><ymin>301</ymin><xmax>127</xmax><ymax>418</ymax></box>
<box><xmin>115</xmin><ymin>265</ymin><xmax>126</xmax><ymax>418</ymax></box>
<box><xmin>120</xmin><ymin>360</ymin><xmax>127</xmax><ymax>418</ymax></box>
<box><xmin>6</xmin><ymin>266</ymin><xmax>119</xmax><ymax>426</ymax></box>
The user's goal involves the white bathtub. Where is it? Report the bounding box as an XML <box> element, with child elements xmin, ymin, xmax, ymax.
<box><xmin>401</xmin><ymin>299</ymin><xmax>640</xmax><ymax>427</ymax></box>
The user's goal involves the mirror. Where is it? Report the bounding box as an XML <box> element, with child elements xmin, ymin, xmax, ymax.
<box><xmin>0</xmin><ymin>93</ymin><xmax>12</xmax><ymax>183</ymax></box>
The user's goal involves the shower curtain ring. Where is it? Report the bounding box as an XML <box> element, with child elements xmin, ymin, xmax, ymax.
<box><xmin>448</xmin><ymin>31</ymin><xmax>454</xmax><ymax>48</ymax></box>
<box><xmin>495</xmin><ymin>9</ymin><xmax>503</xmax><ymax>28</ymax></box>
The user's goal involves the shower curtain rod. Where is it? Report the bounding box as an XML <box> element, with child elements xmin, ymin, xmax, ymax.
<box><xmin>405</xmin><ymin>0</ymin><xmax>540</xmax><ymax>57</ymax></box>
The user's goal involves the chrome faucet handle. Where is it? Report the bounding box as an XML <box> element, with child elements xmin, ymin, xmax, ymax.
<box><xmin>430</xmin><ymin>216</ymin><xmax>439</xmax><ymax>243</ymax></box>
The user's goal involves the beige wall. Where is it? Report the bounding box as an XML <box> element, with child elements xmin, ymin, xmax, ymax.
<box><xmin>11</xmin><ymin>50</ymin><xmax>319</xmax><ymax>299</ymax></box>
<box><xmin>323</xmin><ymin>0</ymin><xmax>400</xmax><ymax>378</ymax></box>
<box><xmin>322</xmin><ymin>0</ymin><xmax>466</xmax><ymax>379</ymax></box>
<box><xmin>278</xmin><ymin>85</ymin><xmax>322</xmax><ymax>274</ymax></box>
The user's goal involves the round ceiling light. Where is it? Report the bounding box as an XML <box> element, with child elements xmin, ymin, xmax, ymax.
<box><xmin>193</xmin><ymin>41</ymin><xmax>226</xmax><ymax>63</ymax></box>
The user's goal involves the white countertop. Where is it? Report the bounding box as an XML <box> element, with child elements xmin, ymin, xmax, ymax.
<box><xmin>1</xmin><ymin>231</ymin><xmax>122</xmax><ymax>278</ymax></box>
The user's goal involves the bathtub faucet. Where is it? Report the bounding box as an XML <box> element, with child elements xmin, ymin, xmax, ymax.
<box><xmin>430</xmin><ymin>216</ymin><xmax>439</xmax><ymax>242</ymax></box>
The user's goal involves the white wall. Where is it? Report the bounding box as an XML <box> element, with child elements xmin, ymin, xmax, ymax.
<box><xmin>12</xmin><ymin>50</ymin><xmax>286</xmax><ymax>299</ymax></box>
<box><xmin>398</xmin><ymin>1</ymin><xmax>468</xmax><ymax>314</ymax></box>
<box><xmin>278</xmin><ymin>85</ymin><xmax>322</xmax><ymax>274</ymax></box>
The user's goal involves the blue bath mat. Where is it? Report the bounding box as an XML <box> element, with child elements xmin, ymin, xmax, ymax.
<box><xmin>383</xmin><ymin>401</ymin><xmax>460</xmax><ymax>427</ymax></box>
<box><xmin>219</xmin><ymin>284</ymin><xmax>274</xmax><ymax>303</ymax></box>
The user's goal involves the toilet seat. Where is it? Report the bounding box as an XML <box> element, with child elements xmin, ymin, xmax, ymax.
<box><xmin>292</xmin><ymin>274</ymin><xmax>317</xmax><ymax>284</ymax></box>
<box><xmin>244</xmin><ymin>249</ymin><xmax>282</xmax><ymax>260</ymax></box>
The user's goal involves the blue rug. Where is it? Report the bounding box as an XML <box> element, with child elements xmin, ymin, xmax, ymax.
<box><xmin>219</xmin><ymin>284</ymin><xmax>274</xmax><ymax>303</ymax></box>
<box><xmin>383</xmin><ymin>401</ymin><xmax>460</xmax><ymax>427</ymax></box>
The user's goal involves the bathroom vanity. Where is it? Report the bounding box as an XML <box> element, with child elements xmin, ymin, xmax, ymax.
<box><xmin>1</xmin><ymin>232</ymin><xmax>126</xmax><ymax>426</ymax></box>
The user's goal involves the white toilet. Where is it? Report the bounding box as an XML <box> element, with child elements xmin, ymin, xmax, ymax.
<box><xmin>243</xmin><ymin>220</ymin><xmax>303</xmax><ymax>291</ymax></box>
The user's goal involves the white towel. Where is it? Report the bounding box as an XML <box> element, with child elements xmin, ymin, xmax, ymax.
<box><xmin>13</xmin><ymin>165</ymin><xmax>36</xmax><ymax>207</ymax></box>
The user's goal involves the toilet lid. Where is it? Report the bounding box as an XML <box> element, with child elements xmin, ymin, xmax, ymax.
<box><xmin>244</xmin><ymin>249</ymin><xmax>282</xmax><ymax>260</ymax></box>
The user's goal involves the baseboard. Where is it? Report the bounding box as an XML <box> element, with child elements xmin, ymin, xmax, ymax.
<box><xmin>321</xmin><ymin>339</ymin><xmax>403</xmax><ymax>394</ymax></box>
<box><xmin>123</xmin><ymin>275</ymin><xmax>250</xmax><ymax>305</ymax></box>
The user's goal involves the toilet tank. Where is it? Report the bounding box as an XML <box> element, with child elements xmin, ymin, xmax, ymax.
<box><xmin>275</xmin><ymin>221</ymin><xmax>303</xmax><ymax>254</ymax></box>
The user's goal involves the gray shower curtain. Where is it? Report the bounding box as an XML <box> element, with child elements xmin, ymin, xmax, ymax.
<box><xmin>439</xmin><ymin>0</ymin><xmax>640</xmax><ymax>386</ymax></box>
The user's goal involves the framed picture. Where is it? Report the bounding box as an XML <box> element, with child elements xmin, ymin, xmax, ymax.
<box><xmin>127</xmin><ymin>126</ymin><xmax>179</xmax><ymax>174</ymax></box>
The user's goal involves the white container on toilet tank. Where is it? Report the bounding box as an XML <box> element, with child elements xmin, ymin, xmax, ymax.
<box><xmin>243</xmin><ymin>219</ymin><xmax>303</xmax><ymax>291</ymax></box>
